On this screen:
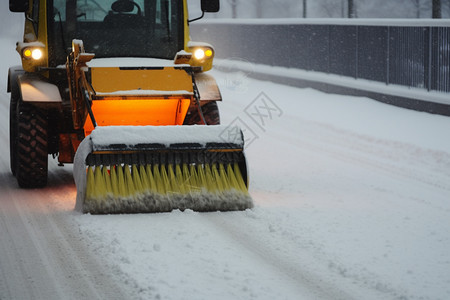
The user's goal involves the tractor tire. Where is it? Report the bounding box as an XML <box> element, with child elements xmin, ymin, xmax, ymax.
<box><xmin>9</xmin><ymin>87</ymin><xmax>19</xmax><ymax>176</ymax></box>
<box><xmin>183</xmin><ymin>101</ymin><xmax>220</xmax><ymax>125</ymax></box>
<box><xmin>15</xmin><ymin>102</ymin><xmax>48</xmax><ymax>188</ymax></box>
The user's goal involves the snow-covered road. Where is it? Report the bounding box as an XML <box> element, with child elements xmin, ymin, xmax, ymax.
<box><xmin>1</xmin><ymin>36</ymin><xmax>450</xmax><ymax>299</ymax></box>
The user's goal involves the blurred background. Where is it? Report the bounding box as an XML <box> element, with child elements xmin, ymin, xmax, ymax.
<box><xmin>187</xmin><ymin>0</ymin><xmax>450</xmax><ymax>19</ymax></box>
<box><xmin>1</xmin><ymin>1</ymin><xmax>448</xmax><ymax>40</ymax></box>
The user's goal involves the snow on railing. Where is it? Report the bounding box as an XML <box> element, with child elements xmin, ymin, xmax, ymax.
<box><xmin>197</xmin><ymin>18</ymin><xmax>450</xmax><ymax>27</ymax></box>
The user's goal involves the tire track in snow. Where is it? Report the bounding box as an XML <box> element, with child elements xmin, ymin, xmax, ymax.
<box><xmin>0</xmin><ymin>179</ymin><xmax>46</xmax><ymax>300</ymax></box>
<box><xmin>0</xmin><ymin>174</ymin><xmax>131</xmax><ymax>300</ymax></box>
<box><xmin>266</xmin><ymin>119</ymin><xmax>450</xmax><ymax>210</ymax></box>
<box><xmin>202</xmin><ymin>211</ymin><xmax>417</xmax><ymax>300</ymax></box>
<box><xmin>202</xmin><ymin>213</ymin><xmax>359</xmax><ymax>300</ymax></box>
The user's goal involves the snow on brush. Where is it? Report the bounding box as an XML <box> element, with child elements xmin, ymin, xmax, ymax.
<box><xmin>88</xmin><ymin>125</ymin><xmax>244</xmax><ymax>149</ymax></box>
<box><xmin>71</xmin><ymin>68</ymin><xmax>450</xmax><ymax>300</ymax></box>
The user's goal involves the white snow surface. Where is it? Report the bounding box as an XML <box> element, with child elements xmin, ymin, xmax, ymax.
<box><xmin>187</xmin><ymin>40</ymin><xmax>214</xmax><ymax>49</ymax></box>
<box><xmin>1</xmin><ymin>36</ymin><xmax>450</xmax><ymax>300</ymax></box>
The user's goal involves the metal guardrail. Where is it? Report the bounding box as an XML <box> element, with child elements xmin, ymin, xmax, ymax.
<box><xmin>191</xmin><ymin>19</ymin><xmax>450</xmax><ymax>93</ymax></box>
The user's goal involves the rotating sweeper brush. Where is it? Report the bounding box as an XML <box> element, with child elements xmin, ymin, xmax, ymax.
<box><xmin>74</xmin><ymin>126</ymin><xmax>253</xmax><ymax>214</ymax></box>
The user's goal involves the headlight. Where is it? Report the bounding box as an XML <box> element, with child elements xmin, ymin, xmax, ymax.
<box><xmin>31</xmin><ymin>49</ymin><xmax>43</xmax><ymax>60</ymax></box>
<box><xmin>194</xmin><ymin>49</ymin><xmax>205</xmax><ymax>60</ymax></box>
<box><xmin>22</xmin><ymin>48</ymin><xmax>44</xmax><ymax>60</ymax></box>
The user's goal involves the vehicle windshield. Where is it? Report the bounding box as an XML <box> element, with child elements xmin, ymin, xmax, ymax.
<box><xmin>49</xmin><ymin>0</ymin><xmax>184</xmax><ymax>66</ymax></box>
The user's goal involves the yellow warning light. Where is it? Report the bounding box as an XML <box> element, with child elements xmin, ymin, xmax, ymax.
<box><xmin>205</xmin><ymin>49</ymin><xmax>213</xmax><ymax>57</ymax></box>
<box><xmin>23</xmin><ymin>49</ymin><xmax>32</xmax><ymax>58</ymax></box>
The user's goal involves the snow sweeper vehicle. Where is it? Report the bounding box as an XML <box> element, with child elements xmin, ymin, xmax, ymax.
<box><xmin>8</xmin><ymin>0</ymin><xmax>253</xmax><ymax>213</ymax></box>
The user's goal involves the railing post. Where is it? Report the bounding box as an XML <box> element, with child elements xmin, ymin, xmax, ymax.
<box><xmin>386</xmin><ymin>26</ymin><xmax>390</xmax><ymax>85</ymax></box>
<box><xmin>355</xmin><ymin>26</ymin><xmax>359</xmax><ymax>79</ymax></box>
<box><xmin>428</xmin><ymin>27</ymin><xmax>433</xmax><ymax>92</ymax></box>
<box><xmin>328</xmin><ymin>25</ymin><xmax>331</xmax><ymax>74</ymax></box>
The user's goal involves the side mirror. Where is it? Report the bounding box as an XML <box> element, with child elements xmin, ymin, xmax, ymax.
<box><xmin>201</xmin><ymin>0</ymin><xmax>220</xmax><ymax>13</ymax></box>
<box><xmin>9</xmin><ymin>0</ymin><xmax>29</xmax><ymax>12</ymax></box>
<box><xmin>189</xmin><ymin>0</ymin><xmax>220</xmax><ymax>23</ymax></box>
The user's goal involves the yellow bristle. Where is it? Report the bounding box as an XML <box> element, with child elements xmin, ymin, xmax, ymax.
<box><xmin>160</xmin><ymin>164</ymin><xmax>172</xmax><ymax>195</ymax></box>
<box><xmin>103</xmin><ymin>166</ymin><xmax>113</xmax><ymax>196</ymax></box>
<box><xmin>211</xmin><ymin>164</ymin><xmax>224</xmax><ymax>191</ymax></box>
<box><xmin>93</xmin><ymin>165</ymin><xmax>107</xmax><ymax>201</ymax></box>
<box><xmin>167</xmin><ymin>164</ymin><xmax>178</xmax><ymax>194</ymax></box>
<box><xmin>182</xmin><ymin>163</ymin><xmax>195</xmax><ymax>193</ymax></box>
<box><xmin>175</xmin><ymin>163</ymin><xmax>187</xmax><ymax>194</ymax></box>
<box><xmin>226</xmin><ymin>163</ymin><xmax>241</xmax><ymax>191</ymax></box>
<box><xmin>219</xmin><ymin>163</ymin><xmax>230</xmax><ymax>190</ymax></box>
<box><xmin>132</xmin><ymin>164</ymin><xmax>144</xmax><ymax>194</ymax></box>
<box><xmin>117</xmin><ymin>165</ymin><xmax>128</xmax><ymax>197</ymax></box>
<box><xmin>146</xmin><ymin>164</ymin><xmax>157</xmax><ymax>193</ymax></box>
<box><xmin>124</xmin><ymin>164</ymin><xmax>136</xmax><ymax>197</ymax></box>
<box><xmin>110</xmin><ymin>166</ymin><xmax>120</xmax><ymax>197</ymax></box>
<box><xmin>196</xmin><ymin>164</ymin><xmax>207</xmax><ymax>191</ymax></box>
<box><xmin>139</xmin><ymin>165</ymin><xmax>150</xmax><ymax>191</ymax></box>
<box><xmin>188</xmin><ymin>164</ymin><xmax>200</xmax><ymax>192</ymax></box>
<box><xmin>204</xmin><ymin>164</ymin><xmax>217</xmax><ymax>192</ymax></box>
<box><xmin>153</xmin><ymin>164</ymin><xmax>166</xmax><ymax>195</ymax></box>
